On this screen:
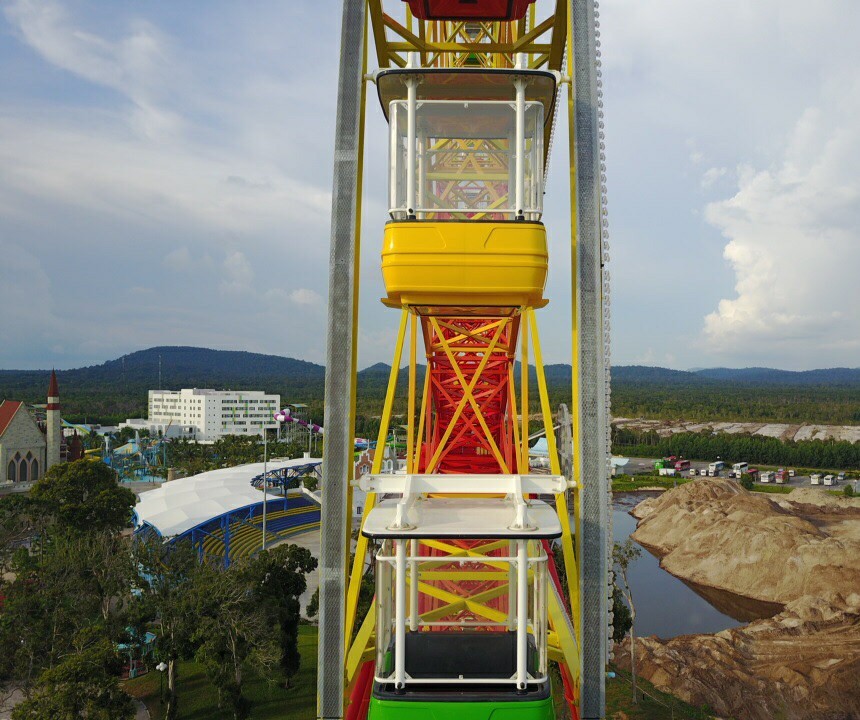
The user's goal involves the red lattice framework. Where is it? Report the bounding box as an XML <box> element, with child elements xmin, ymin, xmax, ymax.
<box><xmin>418</xmin><ymin>315</ymin><xmax>520</xmax><ymax>475</ymax></box>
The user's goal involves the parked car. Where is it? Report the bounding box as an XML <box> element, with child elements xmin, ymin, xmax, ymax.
<box><xmin>788</xmin><ymin>469</ymin><xmax>796</xmax><ymax>477</ymax></box>
<box><xmin>689</xmin><ymin>468</ymin><xmax>697</xmax><ymax>477</ymax></box>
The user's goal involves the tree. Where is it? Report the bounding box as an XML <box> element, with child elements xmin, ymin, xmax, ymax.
<box><xmin>133</xmin><ymin>540</ymin><xmax>201</xmax><ymax>720</ymax></box>
<box><xmin>611</xmin><ymin>585</ymin><xmax>633</xmax><ymax>643</ymax></box>
<box><xmin>30</xmin><ymin>459</ymin><xmax>135</xmax><ymax>533</ymax></box>
<box><xmin>739</xmin><ymin>474</ymin><xmax>754</xmax><ymax>491</ymax></box>
<box><xmin>0</xmin><ymin>531</ymin><xmax>127</xmax><ymax>685</ymax></box>
<box><xmin>305</xmin><ymin>587</ymin><xmax>319</xmax><ymax>619</ymax></box>
<box><xmin>11</xmin><ymin>627</ymin><xmax>135</xmax><ymax>720</ymax></box>
<box><xmin>192</xmin><ymin>563</ymin><xmax>279</xmax><ymax>719</ymax></box>
<box><xmin>242</xmin><ymin>544</ymin><xmax>318</xmax><ymax>688</ymax></box>
<box><xmin>613</xmin><ymin>539</ymin><xmax>642</xmax><ymax>703</ymax></box>
<box><xmin>0</xmin><ymin>495</ymin><xmax>49</xmax><ymax>575</ymax></box>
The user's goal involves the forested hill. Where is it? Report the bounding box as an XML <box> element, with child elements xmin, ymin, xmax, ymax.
<box><xmin>1</xmin><ymin>348</ymin><xmax>858</xmax><ymax>425</ymax></box>
<box><xmin>692</xmin><ymin>367</ymin><xmax>860</xmax><ymax>385</ymax></box>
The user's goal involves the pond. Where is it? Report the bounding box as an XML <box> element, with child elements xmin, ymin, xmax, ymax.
<box><xmin>612</xmin><ymin>492</ymin><xmax>781</xmax><ymax>638</ymax></box>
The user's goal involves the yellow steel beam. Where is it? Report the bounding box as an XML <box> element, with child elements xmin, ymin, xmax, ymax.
<box><xmin>344</xmin><ymin>307</ymin><xmax>409</xmax><ymax>651</ymax></box>
<box><xmin>388</xmin><ymin>41</ymin><xmax>553</xmax><ymax>54</ymax></box>
<box><xmin>419</xmin><ymin>538</ymin><xmax>508</xmax><ymax>557</ymax></box>
<box><xmin>528</xmin><ymin>307</ymin><xmax>581</xmax><ymax>637</ymax></box>
<box><xmin>512</xmin><ymin>15</ymin><xmax>555</xmax><ymax>50</ymax></box>
<box><xmin>367</xmin><ymin>0</ymin><xmax>390</xmax><ymax>68</ymax></box>
<box><xmin>415</xmin><ymin>581</ymin><xmax>509</xmax><ymax>623</ymax></box>
<box><xmin>548</xmin><ymin>575</ymin><xmax>581</xmax><ymax>684</ymax></box>
<box><xmin>565</xmin><ymin>0</ymin><xmax>583</xmax><ymax>663</ymax></box>
<box><xmin>382</xmin><ymin>13</ymin><xmax>429</xmax><ymax>52</ymax></box>
<box><xmin>346</xmin><ymin>604</ymin><xmax>376</xmax><ymax>681</ymax></box>
<box><xmin>345</xmin><ymin>10</ymin><xmax>370</xmax><ymax>577</ymax></box>
<box><xmin>520</xmin><ymin>308</ymin><xmax>529</xmax><ymax>472</ymax></box>
<box><xmin>407</xmin><ymin>311</ymin><xmax>417</xmax><ymax>472</ymax></box>
<box><xmin>547</xmin><ymin>0</ymin><xmax>568</xmax><ymax>71</ymax></box>
<box><xmin>413</xmin><ymin>348</ymin><xmax>431</xmax><ymax>471</ymax></box>
<box><xmin>509</xmin><ymin>363</ymin><xmax>522</xmax><ymax>473</ymax></box>
<box><xmin>414</xmin><ymin>570</ymin><xmax>530</xmax><ymax>581</ymax></box>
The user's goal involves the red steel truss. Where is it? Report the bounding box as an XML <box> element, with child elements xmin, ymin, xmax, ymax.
<box><xmin>418</xmin><ymin>315</ymin><xmax>520</xmax><ymax>475</ymax></box>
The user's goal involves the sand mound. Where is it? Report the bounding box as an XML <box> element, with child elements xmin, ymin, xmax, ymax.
<box><xmin>617</xmin><ymin>479</ymin><xmax>860</xmax><ymax>719</ymax></box>
<box><xmin>630</xmin><ymin>479</ymin><xmax>860</xmax><ymax>606</ymax></box>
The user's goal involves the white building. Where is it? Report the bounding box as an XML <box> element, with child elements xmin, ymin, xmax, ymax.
<box><xmin>122</xmin><ymin>389</ymin><xmax>280</xmax><ymax>442</ymax></box>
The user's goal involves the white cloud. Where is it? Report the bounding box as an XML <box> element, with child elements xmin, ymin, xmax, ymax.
<box><xmin>289</xmin><ymin>288</ymin><xmax>322</xmax><ymax>306</ymax></box>
<box><xmin>703</xmin><ymin>77</ymin><xmax>860</xmax><ymax>363</ymax></box>
<box><xmin>4</xmin><ymin>0</ymin><xmax>179</xmax><ymax>138</ymax></box>
<box><xmin>701</xmin><ymin>167</ymin><xmax>727</xmax><ymax>188</ymax></box>
<box><xmin>220</xmin><ymin>251</ymin><xmax>254</xmax><ymax>295</ymax></box>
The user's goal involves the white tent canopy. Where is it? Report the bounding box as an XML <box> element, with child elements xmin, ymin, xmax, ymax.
<box><xmin>134</xmin><ymin>458</ymin><xmax>322</xmax><ymax>538</ymax></box>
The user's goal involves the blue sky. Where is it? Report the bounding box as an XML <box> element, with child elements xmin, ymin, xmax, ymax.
<box><xmin>1</xmin><ymin>0</ymin><xmax>858</xmax><ymax>371</ymax></box>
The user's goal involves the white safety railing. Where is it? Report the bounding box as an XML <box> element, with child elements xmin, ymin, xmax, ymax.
<box><xmin>374</xmin><ymin>538</ymin><xmax>548</xmax><ymax>690</ymax></box>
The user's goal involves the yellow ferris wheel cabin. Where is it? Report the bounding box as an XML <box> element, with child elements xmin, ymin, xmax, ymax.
<box><xmin>376</xmin><ymin>65</ymin><xmax>558</xmax><ymax>310</ymax></box>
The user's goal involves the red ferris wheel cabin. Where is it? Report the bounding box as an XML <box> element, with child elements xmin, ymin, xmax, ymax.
<box><xmin>404</xmin><ymin>0</ymin><xmax>537</xmax><ymax>21</ymax></box>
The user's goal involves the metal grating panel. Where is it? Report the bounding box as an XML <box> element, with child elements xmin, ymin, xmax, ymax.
<box><xmin>572</xmin><ymin>0</ymin><xmax>610</xmax><ymax>716</ymax></box>
<box><xmin>318</xmin><ymin>1</ymin><xmax>366</xmax><ymax>717</ymax></box>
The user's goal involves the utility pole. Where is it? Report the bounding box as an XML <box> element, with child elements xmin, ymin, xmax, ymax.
<box><xmin>262</xmin><ymin>427</ymin><xmax>268</xmax><ymax>551</ymax></box>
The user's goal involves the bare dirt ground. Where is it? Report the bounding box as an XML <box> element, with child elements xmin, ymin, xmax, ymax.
<box><xmin>614</xmin><ymin>417</ymin><xmax>860</xmax><ymax>443</ymax></box>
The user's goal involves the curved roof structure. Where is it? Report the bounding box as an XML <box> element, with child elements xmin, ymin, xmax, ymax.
<box><xmin>134</xmin><ymin>457</ymin><xmax>322</xmax><ymax>538</ymax></box>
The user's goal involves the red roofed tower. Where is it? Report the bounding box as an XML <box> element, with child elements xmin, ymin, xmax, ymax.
<box><xmin>46</xmin><ymin>370</ymin><xmax>61</xmax><ymax>470</ymax></box>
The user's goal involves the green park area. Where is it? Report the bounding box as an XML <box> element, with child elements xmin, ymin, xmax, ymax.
<box><xmin>125</xmin><ymin>626</ymin><xmax>317</xmax><ymax>720</ymax></box>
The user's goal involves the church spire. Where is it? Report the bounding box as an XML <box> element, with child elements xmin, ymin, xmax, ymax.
<box><xmin>46</xmin><ymin>370</ymin><xmax>61</xmax><ymax>469</ymax></box>
<box><xmin>47</xmin><ymin>370</ymin><xmax>60</xmax><ymax>411</ymax></box>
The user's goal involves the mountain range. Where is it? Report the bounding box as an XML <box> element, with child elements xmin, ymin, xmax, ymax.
<box><xmin>1</xmin><ymin>346</ymin><xmax>858</xmax><ymax>424</ymax></box>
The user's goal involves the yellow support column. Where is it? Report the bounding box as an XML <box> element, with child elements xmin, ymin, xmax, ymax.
<box><xmin>344</xmin><ymin>308</ymin><xmax>409</xmax><ymax>654</ymax></box>
<box><xmin>528</xmin><ymin>307</ymin><xmax>581</xmax><ymax>644</ymax></box>
<box><xmin>520</xmin><ymin>308</ymin><xmax>530</xmax><ymax>472</ymax></box>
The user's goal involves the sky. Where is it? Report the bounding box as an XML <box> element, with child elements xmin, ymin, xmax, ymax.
<box><xmin>1</xmin><ymin>0</ymin><xmax>858</xmax><ymax>371</ymax></box>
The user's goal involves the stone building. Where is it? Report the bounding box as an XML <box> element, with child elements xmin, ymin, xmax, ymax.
<box><xmin>0</xmin><ymin>371</ymin><xmax>63</xmax><ymax>484</ymax></box>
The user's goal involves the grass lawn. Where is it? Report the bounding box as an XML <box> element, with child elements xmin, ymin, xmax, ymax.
<box><xmin>613</xmin><ymin>473</ymin><xmax>797</xmax><ymax>496</ymax></box>
<box><xmin>606</xmin><ymin>667</ymin><xmax>714</xmax><ymax>719</ymax></box>
<box><xmin>611</xmin><ymin>475</ymin><xmax>690</xmax><ymax>492</ymax></box>
<box><xmin>124</xmin><ymin>625</ymin><xmax>317</xmax><ymax>720</ymax></box>
<box><xmin>125</xmin><ymin>626</ymin><xmax>714</xmax><ymax>720</ymax></box>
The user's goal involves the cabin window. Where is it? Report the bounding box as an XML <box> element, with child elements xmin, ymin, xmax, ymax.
<box><xmin>389</xmin><ymin>99</ymin><xmax>544</xmax><ymax>221</ymax></box>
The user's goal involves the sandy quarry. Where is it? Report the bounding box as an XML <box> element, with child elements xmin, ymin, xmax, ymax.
<box><xmin>614</xmin><ymin>479</ymin><xmax>860</xmax><ymax>720</ymax></box>
<box><xmin>613</xmin><ymin>417</ymin><xmax>860</xmax><ymax>443</ymax></box>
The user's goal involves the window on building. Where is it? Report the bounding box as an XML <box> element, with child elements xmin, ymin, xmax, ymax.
<box><xmin>30</xmin><ymin>458</ymin><xmax>39</xmax><ymax>481</ymax></box>
<box><xmin>7</xmin><ymin>460</ymin><xmax>15</xmax><ymax>482</ymax></box>
<box><xmin>20</xmin><ymin>456</ymin><xmax>29</xmax><ymax>483</ymax></box>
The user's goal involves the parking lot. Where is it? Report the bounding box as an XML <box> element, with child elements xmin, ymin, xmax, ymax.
<box><xmin>623</xmin><ymin>457</ymin><xmax>859</xmax><ymax>492</ymax></box>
